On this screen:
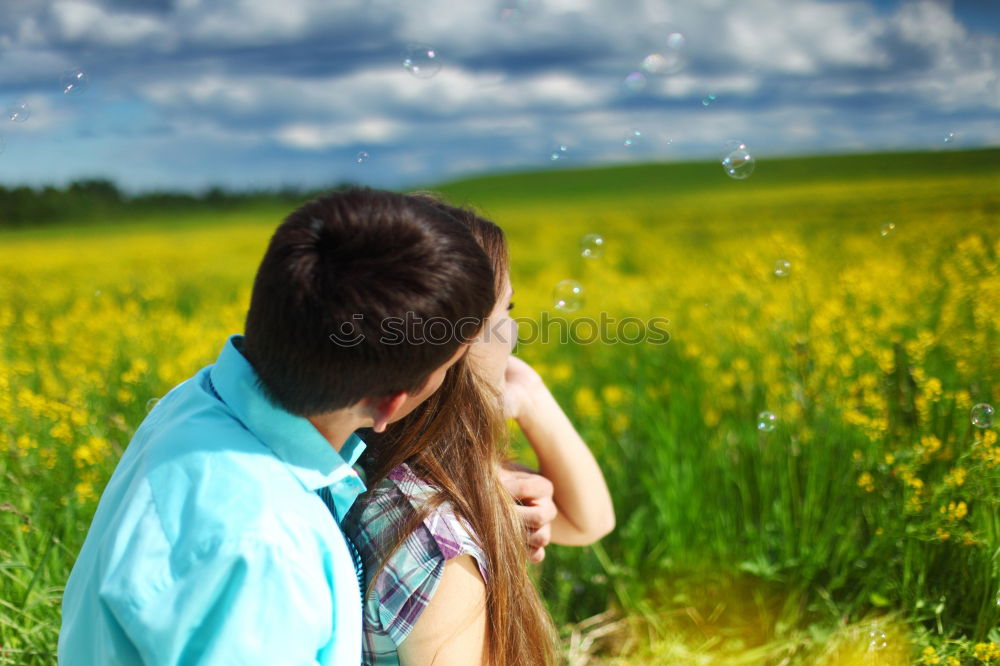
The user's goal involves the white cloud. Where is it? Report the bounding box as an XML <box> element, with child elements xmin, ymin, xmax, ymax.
<box><xmin>49</xmin><ymin>0</ymin><xmax>173</xmax><ymax>47</ymax></box>
<box><xmin>719</xmin><ymin>0</ymin><xmax>888</xmax><ymax>74</ymax></box>
<box><xmin>274</xmin><ymin>117</ymin><xmax>404</xmax><ymax>150</ymax></box>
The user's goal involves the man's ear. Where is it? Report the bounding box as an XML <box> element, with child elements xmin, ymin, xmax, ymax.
<box><xmin>365</xmin><ymin>392</ymin><xmax>409</xmax><ymax>433</ymax></box>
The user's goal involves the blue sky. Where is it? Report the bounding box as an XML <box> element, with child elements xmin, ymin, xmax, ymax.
<box><xmin>0</xmin><ymin>0</ymin><xmax>997</xmax><ymax>192</ymax></box>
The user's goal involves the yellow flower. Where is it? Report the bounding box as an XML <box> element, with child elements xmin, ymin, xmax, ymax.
<box><xmin>601</xmin><ymin>385</ymin><xmax>626</xmax><ymax>408</ymax></box>
<box><xmin>610</xmin><ymin>412</ymin><xmax>630</xmax><ymax>434</ymax></box>
<box><xmin>944</xmin><ymin>466</ymin><xmax>967</xmax><ymax>487</ymax></box>
<box><xmin>75</xmin><ymin>480</ymin><xmax>95</xmax><ymax>503</ymax></box>
<box><xmin>857</xmin><ymin>472</ymin><xmax>875</xmax><ymax>493</ymax></box>
<box><xmin>941</xmin><ymin>501</ymin><xmax>968</xmax><ymax>522</ymax></box>
<box><xmin>550</xmin><ymin>363</ymin><xmax>572</xmax><ymax>382</ymax></box>
<box><xmin>973</xmin><ymin>642</ymin><xmax>1000</xmax><ymax>662</ymax></box>
<box><xmin>573</xmin><ymin>387</ymin><xmax>600</xmax><ymax>419</ymax></box>
<box><xmin>935</xmin><ymin>528</ymin><xmax>951</xmax><ymax>541</ymax></box>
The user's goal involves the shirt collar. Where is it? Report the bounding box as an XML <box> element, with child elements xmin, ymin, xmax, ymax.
<box><xmin>208</xmin><ymin>335</ymin><xmax>367</xmax><ymax>503</ymax></box>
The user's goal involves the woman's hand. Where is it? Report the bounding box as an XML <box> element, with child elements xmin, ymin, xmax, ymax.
<box><xmin>498</xmin><ymin>465</ymin><xmax>557</xmax><ymax>563</ymax></box>
<box><xmin>502</xmin><ymin>356</ymin><xmax>544</xmax><ymax>421</ymax></box>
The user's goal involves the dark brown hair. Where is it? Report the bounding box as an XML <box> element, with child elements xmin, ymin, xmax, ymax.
<box><xmin>242</xmin><ymin>187</ymin><xmax>495</xmax><ymax>416</ymax></box>
<box><xmin>354</xmin><ymin>198</ymin><xmax>558</xmax><ymax>665</ymax></box>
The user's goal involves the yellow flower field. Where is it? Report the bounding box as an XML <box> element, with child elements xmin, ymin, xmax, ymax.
<box><xmin>1</xmin><ymin>152</ymin><xmax>998</xmax><ymax>663</ymax></box>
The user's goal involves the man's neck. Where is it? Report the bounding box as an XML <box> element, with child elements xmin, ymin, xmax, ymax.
<box><xmin>306</xmin><ymin>410</ymin><xmax>367</xmax><ymax>454</ymax></box>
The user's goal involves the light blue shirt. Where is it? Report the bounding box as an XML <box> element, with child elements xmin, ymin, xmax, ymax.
<box><xmin>59</xmin><ymin>335</ymin><xmax>367</xmax><ymax>665</ymax></box>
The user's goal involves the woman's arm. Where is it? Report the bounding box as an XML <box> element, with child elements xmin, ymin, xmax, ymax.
<box><xmin>505</xmin><ymin>357</ymin><xmax>616</xmax><ymax>546</ymax></box>
<box><xmin>397</xmin><ymin>555</ymin><xmax>487</xmax><ymax>666</ymax></box>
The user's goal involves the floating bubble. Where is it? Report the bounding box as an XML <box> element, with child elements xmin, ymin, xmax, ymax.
<box><xmin>757</xmin><ymin>411</ymin><xmax>777</xmax><ymax>432</ymax></box>
<box><xmin>701</xmin><ymin>93</ymin><xmax>716</xmax><ymax>107</ymax></box>
<box><xmin>880</xmin><ymin>222</ymin><xmax>895</xmax><ymax>237</ymax></box>
<box><xmin>722</xmin><ymin>147</ymin><xmax>755</xmax><ymax>179</ymax></box>
<box><xmin>971</xmin><ymin>403</ymin><xmax>994</xmax><ymax>429</ymax></box>
<box><xmin>944</xmin><ymin>131</ymin><xmax>956</xmax><ymax>144</ymax></box>
<box><xmin>550</xmin><ymin>144</ymin><xmax>569</xmax><ymax>161</ymax></box>
<box><xmin>553</xmin><ymin>280</ymin><xmax>584</xmax><ymax>312</ymax></box>
<box><xmin>623</xmin><ymin>128</ymin><xmax>642</xmax><ymax>148</ymax></box>
<box><xmin>719</xmin><ymin>139</ymin><xmax>747</xmax><ymax>162</ymax></box>
<box><xmin>641</xmin><ymin>54</ymin><xmax>669</xmax><ymax>74</ymax></box>
<box><xmin>7</xmin><ymin>101</ymin><xmax>30</xmax><ymax>123</ymax></box>
<box><xmin>666</xmin><ymin>30</ymin><xmax>685</xmax><ymax>50</ymax></box>
<box><xmin>773</xmin><ymin>259</ymin><xmax>791</xmax><ymax>278</ymax></box>
<box><xmin>146</xmin><ymin>398</ymin><xmax>160</xmax><ymax>413</ymax></box>
<box><xmin>499</xmin><ymin>7</ymin><xmax>522</xmax><ymax>23</ymax></box>
<box><xmin>641</xmin><ymin>30</ymin><xmax>686</xmax><ymax>75</ymax></box>
<box><xmin>402</xmin><ymin>44</ymin><xmax>441</xmax><ymax>79</ymax></box>
<box><xmin>623</xmin><ymin>71</ymin><xmax>647</xmax><ymax>93</ymax></box>
<box><xmin>867</xmin><ymin>629</ymin><xmax>888</xmax><ymax>651</ymax></box>
<box><xmin>499</xmin><ymin>0</ymin><xmax>538</xmax><ymax>22</ymax></box>
<box><xmin>355</xmin><ymin>151</ymin><xmax>369</xmax><ymax>164</ymax></box>
<box><xmin>60</xmin><ymin>68</ymin><xmax>89</xmax><ymax>95</ymax></box>
<box><xmin>580</xmin><ymin>233</ymin><xmax>605</xmax><ymax>259</ymax></box>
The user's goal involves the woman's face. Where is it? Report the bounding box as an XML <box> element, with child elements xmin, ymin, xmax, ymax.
<box><xmin>469</xmin><ymin>273</ymin><xmax>516</xmax><ymax>389</ymax></box>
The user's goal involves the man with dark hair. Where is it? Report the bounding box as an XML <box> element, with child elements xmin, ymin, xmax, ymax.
<box><xmin>58</xmin><ymin>188</ymin><xmax>503</xmax><ymax>665</ymax></box>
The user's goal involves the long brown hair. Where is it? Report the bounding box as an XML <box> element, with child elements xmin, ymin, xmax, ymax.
<box><xmin>355</xmin><ymin>198</ymin><xmax>558</xmax><ymax>665</ymax></box>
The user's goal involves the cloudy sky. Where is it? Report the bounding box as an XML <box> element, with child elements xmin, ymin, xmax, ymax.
<box><xmin>0</xmin><ymin>0</ymin><xmax>997</xmax><ymax>192</ymax></box>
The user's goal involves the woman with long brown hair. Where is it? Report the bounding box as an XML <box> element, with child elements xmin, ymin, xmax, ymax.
<box><xmin>342</xmin><ymin>199</ymin><xmax>615</xmax><ymax>665</ymax></box>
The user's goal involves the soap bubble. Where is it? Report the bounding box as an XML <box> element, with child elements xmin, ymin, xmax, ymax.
<box><xmin>719</xmin><ymin>139</ymin><xmax>747</xmax><ymax>161</ymax></box>
<box><xmin>757</xmin><ymin>411</ymin><xmax>777</xmax><ymax>432</ymax></box>
<box><xmin>640</xmin><ymin>28</ymin><xmax>686</xmax><ymax>75</ymax></box>
<box><xmin>944</xmin><ymin>131</ymin><xmax>955</xmax><ymax>143</ymax></box>
<box><xmin>971</xmin><ymin>403</ymin><xmax>994</xmax><ymax>429</ymax></box>
<box><xmin>402</xmin><ymin>44</ymin><xmax>441</xmax><ymax>79</ymax></box>
<box><xmin>553</xmin><ymin>280</ymin><xmax>584</xmax><ymax>312</ymax></box>
<box><xmin>640</xmin><ymin>54</ymin><xmax>668</xmax><ymax>74</ymax></box>
<box><xmin>722</xmin><ymin>147</ymin><xmax>755</xmax><ymax>179</ymax></box>
<box><xmin>355</xmin><ymin>151</ymin><xmax>369</xmax><ymax>164</ymax></box>
<box><xmin>60</xmin><ymin>68</ymin><xmax>89</xmax><ymax>95</ymax></box>
<box><xmin>773</xmin><ymin>259</ymin><xmax>791</xmax><ymax>278</ymax></box>
<box><xmin>623</xmin><ymin>72</ymin><xmax>647</xmax><ymax>93</ymax></box>
<box><xmin>7</xmin><ymin>101</ymin><xmax>30</xmax><ymax>123</ymax></box>
<box><xmin>623</xmin><ymin>128</ymin><xmax>642</xmax><ymax>148</ymax></box>
<box><xmin>499</xmin><ymin>7</ymin><xmax>522</xmax><ymax>23</ymax></box>
<box><xmin>701</xmin><ymin>93</ymin><xmax>716</xmax><ymax>107</ymax></box>
<box><xmin>880</xmin><ymin>222</ymin><xmax>895</xmax><ymax>237</ymax></box>
<box><xmin>867</xmin><ymin>629</ymin><xmax>887</xmax><ymax>651</ymax></box>
<box><xmin>145</xmin><ymin>398</ymin><xmax>160</xmax><ymax>413</ymax></box>
<box><xmin>580</xmin><ymin>233</ymin><xmax>604</xmax><ymax>259</ymax></box>
<box><xmin>499</xmin><ymin>0</ymin><xmax>538</xmax><ymax>23</ymax></box>
<box><xmin>550</xmin><ymin>144</ymin><xmax>569</xmax><ymax>161</ymax></box>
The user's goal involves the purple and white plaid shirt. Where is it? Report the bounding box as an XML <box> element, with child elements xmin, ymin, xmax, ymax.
<box><xmin>342</xmin><ymin>464</ymin><xmax>487</xmax><ymax>665</ymax></box>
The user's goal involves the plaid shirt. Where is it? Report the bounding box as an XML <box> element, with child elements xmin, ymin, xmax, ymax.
<box><xmin>342</xmin><ymin>464</ymin><xmax>487</xmax><ymax>666</ymax></box>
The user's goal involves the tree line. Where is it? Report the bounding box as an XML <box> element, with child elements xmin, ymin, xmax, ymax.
<box><xmin>0</xmin><ymin>179</ymin><xmax>331</xmax><ymax>228</ymax></box>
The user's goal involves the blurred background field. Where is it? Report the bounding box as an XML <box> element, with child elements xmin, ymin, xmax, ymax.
<box><xmin>1</xmin><ymin>149</ymin><xmax>999</xmax><ymax>664</ymax></box>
